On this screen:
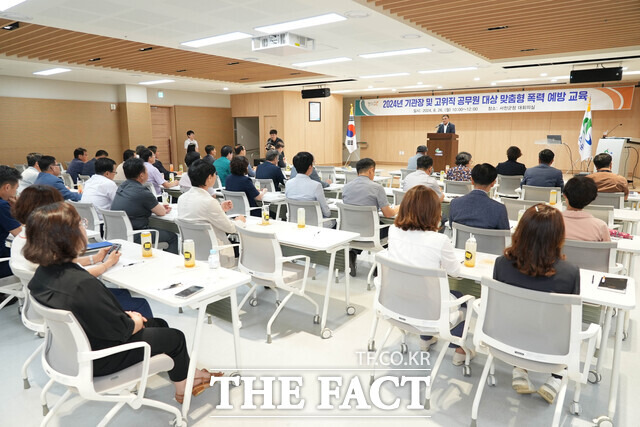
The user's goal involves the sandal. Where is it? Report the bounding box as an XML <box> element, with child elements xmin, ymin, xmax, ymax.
<box><xmin>175</xmin><ymin>369</ymin><xmax>220</xmax><ymax>404</ymax></box>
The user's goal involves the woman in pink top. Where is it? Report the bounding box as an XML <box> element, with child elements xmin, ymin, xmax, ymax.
<box><xmin>561</xmin><ymin>176</ymin><xmax>610</xmax><ymax>242</ymax></box>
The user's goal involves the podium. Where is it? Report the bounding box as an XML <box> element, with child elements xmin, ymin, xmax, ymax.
<box><xmin>427</xmin><ymin>133</ymin><xmax>458</xmax><ymax>172</ymax></box>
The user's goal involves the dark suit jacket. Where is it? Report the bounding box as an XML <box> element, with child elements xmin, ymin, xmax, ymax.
<box><xmin>437</xmin><ymin>123</ymin><xmax>456</xmax><ymax>134</ymax></box>
<box><xmin>521</xmin><ymin>164</ymin><xmax>564</xmax><ymax>190</ymax></box>
<box><xmin>496</xmin><ymin>160</ymin><xmax>526</xmax><ymax>176</ymax></box>
<box><xmin>81</xmin><ymin>158</ymin><xmax>97</xmax><ymax>177</ymax></box>
<box><xmin>255</xmin><ymin>161</ymin><xmax>286</xmax><ymax>190</ymax></box>
<box><xmin>449</xmin><ymin>189</ymin><xmax>509</xmax><ymax>230</ymax></box>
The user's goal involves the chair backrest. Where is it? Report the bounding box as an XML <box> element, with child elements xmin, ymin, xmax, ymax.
<box><xmin>143</xmin><ymin>182</ymin><xmax>158</xmax><ymax>197</ymax></box>
<box><xmin>582</xmin><ymin>204</ymin><xmax>614</xmax><ymax>227</ymax></box>
<box><xmin>256</xmin><ymin>178</ymin><xmax>276</xmax><ymax>192</ymax></box>
<box><xmin>212</xmin><ymin>175</ymin><xmax>223</xmax><ymax>190</ymax></box>
<box><xmin>502</xmin><ymin>198</ymin><xmax>542</xmax><ymax>221</ymax></box>
<box><xmin>522</xmin><ymin>185</ymin><xmax>561</xmax><ymax>203</ymax></box>
<box><xmin>221</xmin><ymin>190</ymin><xmax>251</xmax><ymax>216</ymax></box>
<box><xmin>237</xmin><ymin>227</ymin><xmax>281</xmax><ymax>278</ymax></box>
<box><xmin>14</xmin><ymin>164</ymin><xmax>26</xmax><ymax>173</ymax></box>
<box><xmin>286</xmin><ymin>199</ymin><xmax>323</xmax><ymax>227</ymax></box>
<box><xmin>344</xmin><ymin>171</ymin><xmax>358</xmax><ymax>183</ymax></box>
<box><xmin>591</xmin><ymin>192</ymin><xmax>624</xmax><ymax>209</ymax></box>
<box><xmin>336</xmin><ymin>202</ymin><xmax>378</xmax><ymax>242</ymax></box>
<box><xmin>61</xmin><ymin>172</ymin><xmax>75</xmax><ymax>188</ymax></box>
<box><xmin>392</xmin><ymin>189</ymin><xmax>406</xmax><ymax>206</ymax></box>
<box><xmin>78</xmin><ymin>174</ymin><xmax>91</xmax><ymax>182</ymax></box>
<box><xmin>562</xmin><ymin>239</ymin><xmax>617</xmax><ymax>272</ymax></box>
<box><xmin>31</xmin><ymin>297</ymin><xmax>89</xmax><ymax>380</ymax></box>
<box><xmin>496</xmin><ymin>174</ymin><xmax>524</xmax><ymax>197</ymax></box>
<box><xmin>476</xmin><ymin>277</ymin><xmax>582</xmax><ymax>368</ymax></box>
<box><xmin>444</xmin><ymin>180</ymin><xmax>472</xmax><ymax>196</ymax></box>
<box><xmin>375</xmin><ymin>253</ymin><xmax>451</xmax><ymax>331</ymax></box>
<box><xmin>175</xmin><ymin>219</ymin><xmax>217</xmax><ymax>261</ymax></box>
<box><xmin>451</xmin><ymin>222</ymin><xmax>511</xmax><ymax>255</ymax></box>
<box><xmin>98</xmin><ymin>208</ymin><xmax>134</xmax><ymax>241</ymax></box>
<box><xmin>113</xmin><ymin>179</ymin><xmax>125</xmax><ymax>187</ymax></box>
<box><xmin>68</xmin><ymin>201</ymin><xmax>101</xmax><ymax>232</ymax></box>
<box><xmin>316</xmin><ymin>166</ymin><xmax>336</xmax><ymax>182</ymax></box>
<box><xmin>400</xmin><ymin>168</ymin><xmax>413</xmax><ymax>180</ymax></box>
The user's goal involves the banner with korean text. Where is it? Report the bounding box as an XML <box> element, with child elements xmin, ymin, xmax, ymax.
<box><xmin>354</xmin><ymin>86</ymin><xmax>633</xmax><ymax>116</ymax></box>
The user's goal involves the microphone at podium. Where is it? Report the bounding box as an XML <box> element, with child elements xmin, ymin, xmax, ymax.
<box><xmin>435</xmin><ymin>123</ymin><xmax>442</xmax><ymax>130</ymax></box>
<box><xmin>603</xmin><ymin>123</ymin><xmax>622</xmax><ymax>137</ymax></box>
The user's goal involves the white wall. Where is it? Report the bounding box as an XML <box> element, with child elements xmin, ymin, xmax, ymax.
<box><xmin>0</xmin><ymin>76</ymin><xmax>119</xmax><ymax>102</ymax></box>
<box><xmin>147</xmin><ymin>88</ymin><xmax>230</xmax><ymax>108</ymax></box>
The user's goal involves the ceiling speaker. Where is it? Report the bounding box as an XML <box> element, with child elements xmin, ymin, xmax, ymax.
<box><xmin>301</xmin><ymin>88</ymin><xmax>331</xmax><ymax>98</ymax></box>
<box><xmin>570</xmin><ymin>67</ymin><xmax>622</xmax><ymax>84</ymax></box>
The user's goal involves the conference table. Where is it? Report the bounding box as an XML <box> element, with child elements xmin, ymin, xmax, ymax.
<box><xmin>452</xmin><ymin>248</ymin><xmax>635</xmax><ymax>426</ymax></box>
<box><xmin>101</xmin><ymin>240</ymin><xmax>251</xmax><ymax>419</ymax></box>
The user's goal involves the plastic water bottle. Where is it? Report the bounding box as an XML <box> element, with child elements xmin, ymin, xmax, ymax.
<box><xmin>464</xmin><ymin>233</ymin><xmax>477</xmax><ymax>268</ymax></box>
<box><xmin>208</xmin><ymin>248</ymin><xmax>220</xmax><ymax>269</ymax></box>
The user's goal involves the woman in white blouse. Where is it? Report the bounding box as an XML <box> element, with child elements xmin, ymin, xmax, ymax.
<box><xmin>177</xmin><ymin>160</ymin><xmax>245</xmax><ymax>267</ymax></box>
<box><xmin>386</xmin><ymin>185</ymin><xmax>473</xmax><ymax>365</ymax></box>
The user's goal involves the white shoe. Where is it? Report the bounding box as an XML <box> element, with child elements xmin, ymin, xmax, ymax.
<box><xmin>452</xmin><ymin>348</ymin><xmax>476</xmax><ymax>366</ymax></box>
<box><xmin>420</xmin><ymin>336</ymin><xmax>438</xmax><ymax>352</ymax></box>
<box><xmin>538</xmin><ymin>376</ymin><xmax>562</xmax><ymax>404</ymax></box>
<box><xmin>512</xmin><ymin>367</ymin><xmax>536</xmax><ymax>394</ymax></box>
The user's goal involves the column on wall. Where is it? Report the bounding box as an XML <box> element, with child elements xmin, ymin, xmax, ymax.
<box><xmin>117</xmin><ymin>85</ymin><xmax>153</xmax><ymax>151</ymax></box>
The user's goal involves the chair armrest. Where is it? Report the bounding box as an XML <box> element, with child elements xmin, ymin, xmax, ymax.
<box><xmin>218</xmin><ymin>243</ymin><xmax>239</xmax><ymax>250</ymax></box>
<box><xmin>79</xmin><ymin>340</ymin><xmax>150</xmax><ymax>363</ymax></box>
<box><xmin>448</xmin><ymin>294</ymin><xmax>475</xmax><ymax>309</ymax></box>
<box><xmin>318</xmin><ymin>217</ymin><xmax>334</xmax><ymax>225</ymax></box>
<box><xmin>379</xmin><ymin>224</ymin><xmax>391</xmax><ymax>229</ymax></box>
<box><xmin>471</xmin><ymin>298</ymin><xmax>482</xmax><ymax>315</ymax></box>
<box><xmin>578</xmin><ymin>323</ymin><xmax>601</xmax><ymax>341</ymax></box>
<box><xmin>129</xmin><ymin>229</ymin><xmax>159</xmax><ymax>248</ymax></box>
<box><xmin>281</xmin><ymin>254</ymin><xmax>310</xmax><ymax>265</ymax></box>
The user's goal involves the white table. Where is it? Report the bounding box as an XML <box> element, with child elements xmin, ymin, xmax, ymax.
<box><xmin>243</xmin><ymin>217</ymin><xmax>359</xmax><ymax>338</ymax></box>
<box><xmin>613</xmin><ymin>208</ymin><xmax>640</xmax><ymax>234</ymax></box>
<box><xmin>451</xmin><ymin>248</ymin><xmax>636</xmax><ymax>425</ymax></box>
<box><xmin>101</xmin><ymin>240</ymin><xmax>251</xmax><ymax>420</ymax></box>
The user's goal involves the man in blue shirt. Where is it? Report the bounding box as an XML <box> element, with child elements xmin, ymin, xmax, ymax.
<box><xmin>0</xmin><ymin>166</ymin><xmax>22</xmax><ymax>279</ymax></box>
<box><xmin>449</xmin><ymin>163</ymin><xmax>509</xmax><ymax>230</ymax></box>
<box><xmin>81</xmin><ymin>149</ymin><xmax>109</xmax><ymax>177</ymax></box>
<box><xmin>521</xmin><ymin>149</ymin><xmax>564</xmax><ymax>190</ymax></box>
<box><xmin>286</xmin><ymin>152</ymin><xmax>334</xmax><ymax>227</ymax></box>
<box><xmin>255</xmin><ymin>150</ymin><xmax>286</xmax><ymax>190</ymax></box>
<box><xmin>213</xmin><ymin>145</ymin><xmax>233</xmax><ymax>186</ymax></box>
<box><xmin>67</xmin><ymin>147</ymin><xmax>88</xmax><ymax>184</ymax></box>
<box><xmin>34</xmin><ymin>155</ymin><xmax>81</xmax><ymax>201</ymax></box>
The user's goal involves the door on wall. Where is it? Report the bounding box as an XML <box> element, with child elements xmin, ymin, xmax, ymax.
<box><xmin>235</xmin><ymin>117</ymin><xmax>260</xmax><ymax>164</ymax></box>
<box><xmin>150</xmin><ymin>106</ymin><xmax>173</xmax><ymax>164</ymax></box>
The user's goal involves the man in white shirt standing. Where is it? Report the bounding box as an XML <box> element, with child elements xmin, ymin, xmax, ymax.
<box><xmin>81</xmin><ymin>157</ymin><xmax>118</xmax><ymax>219</ymax></box>
<box><xmin>18</xmin><ymin>152</ymin><xmax>41</xmax><ymax>194</ymax></box>
<box><xmin>403</xmin><ymin>155</ymin><xmax>444</xmax><ymax>201</ymax></box>
<box><xmin>184</xmin><ymin>130</ymin><xmax>198</xmax><ymax>153</ymax></box>
<box><xmin>177</xmin><ymin>160</ymin><xmax>245</xmax><ymax>267</ymax></box>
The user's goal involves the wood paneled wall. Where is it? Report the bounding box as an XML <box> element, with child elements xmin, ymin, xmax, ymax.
<box><xmin>174</xmin><ymin>105</ymin><xmax>234</xmax><ymax>166</ymax></box>
<box><xmin>231</xmin><ymin>91</ymin><xmax>343</xmax><ymax>165</ymax></box>
<box><xmin>359</xmin><ymin>87</ymin><xmax>640</xmax><ymax>172</ymax></box>
<box><xmin>0</xmin><ymin>96</ymin><xmax>121</xmax><ymax>166</ymax></box>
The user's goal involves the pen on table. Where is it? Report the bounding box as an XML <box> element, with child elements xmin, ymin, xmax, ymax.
<box><xmin>592</xmin><ymin>275</ymin><xmax>594</xmax><ymax>284</ymax></box>
<box><xmin>122</xmin><ymin>262</ymin><xmax>140</xmax><ymax>268</ymax></box>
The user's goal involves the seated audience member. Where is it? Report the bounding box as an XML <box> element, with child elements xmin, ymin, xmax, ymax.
<box><xmin>589</xmin><ymin>152</ymin><xmax>629</xmax><ymax>200</ymax></box>
<box><xmin>493</xmin><ymin>203</ymin><xmax>579</xmax><ymax>403</ymax></box>
<box><xmin>213</xmin><ymin>145</ymin><xmax>233</xmax><ymax>186</ymax></box>
<box><xmin>562</xmin><ymin>176</ymin><xmax>610</xmax><ymax>242</ymax></box>
<box><xmin>148</xmin><ymin>145</ymin><xmax>170</xmax><ymax>180</ymax></box>
<box><xmin>255</xmin><ymin>150</ymin><xmax>286</xmax><ymax>190</ymax></box>
<box><xmin>407</xmin><ymin>145</ymin><xmax>428</xmax><ymax>170</ymax></box>
<box><xmin>289</xmin><ymin>158</ymin><xmax>332</xmax><ymax>188</ymax></box>
<box><xmin>177</xmin><ymin>160</ymin><xmax>246</xmax><ymax>267</ymax></box>
<box><xmin>388</xmin><ymin>186</ymin><xmax>473</xmax><ymax>364</ymax></box>
<box><xmin>135</xmin><ymin>145</ymin><xmax>147</xmax><ymax>157</ymax></box>
<box><xmin>521</xmin><ymin>149</ymin><xmax>564</xmax><ymax>190</ymax></box>
<box><xmin>225</xmin><ymin>156</ymin><xmax>267</xmax><ymax>217</ymax></box>
<box><xmin>81</xmin><ymin>157</ymin><xmax>118</xmax><ymax>218</ymax></box>
<box><xmin>25</xmin><ymin>202</ymin><xmax>211</xmax><ymax>404</ymax></box>
<box><xmin>67</xmin><ymin>147</ymin><xmax>88</xmax><ymax>183</ymax></box>
<box><xmin>449</xmin><ymin>163</ymin><xmax>509</xmax><ymax>230</ymax></box>
<box><xmin>111</xmin><ymin>158</ymin><xmax>178</xmax><ymax>254</ymax></box>
<box><xmin>203</xmin><ymin>145</ymin><xmax>216</xmax><ymax>164</ymax></box>
<box><xmin>81</xmin><ymin>150</ymin><xmax>109</xmax><ymax>177</ymax></box>
<box><xmin>33</xmin><ymin>155</ymin><xmax>81</xmax><ymax>201</ymax></box>
<box><xmin>275</xmin><ymin>141</ymin><xmax>287</xmax><ymax>168</ymax></box>
<box><xmin>0</xmin><ymin>166</ymin><xmax>22</xmax><ymax>279</ymax></box>
<box><xmin>140</xmin><ymin>149</ymin><xmax>178</xmax><ymax>195</ymax></box>
<box><xmin>235</xmin><ymin>145</ymin><xmax>255</xmax><ymax>177</ymax></box>
<box><xmin>179</xmin><ymin>151</ymin><xmax>211</xmax><ymax>194</ymax></box>
<box><xmin>342</xmin><ymin>158</ymin><xmax>398</xmax><ymax>276</ymax></box>
<box><xmin>496</xmin><ymin>146</ymin><xmax>527</xmax><ymax>176</ymax></box>
<box><xmin>10</xmin><ymin>185</ymin><xmax>153</xmax><ymax>318</ymax></box>
<box><xmin>18</xmin><ymin>152</ymin><xmax>42</xmax><ymax>193</ymax></box>
<box><xmin>446</xmin><ymin>152</ymin><xmax>472</xmax><ymax>181</ymax></box>
<box><xmin>285</xmin><ymin>152</ymin><xmax>334</xmax><ymax>227</ymax></box>
<box><xmin>114</xmin><ymin>149</ymin><xmax>135</xmax><ymax>181</ymax></box>
<box><xmin>402</xmin><ymin>155</ymin><xmax>444</xmax><ymax>201</ymax></box>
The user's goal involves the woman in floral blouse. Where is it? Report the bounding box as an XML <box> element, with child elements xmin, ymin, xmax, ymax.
<box><xmin>446</xmin><ymin>151</ymin><xmax>473</xmax><ymax>181</ymax></box>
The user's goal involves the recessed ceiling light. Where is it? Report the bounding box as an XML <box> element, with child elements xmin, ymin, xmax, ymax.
<box><xmin>437</xmin><ymin>86</ymin><xmax>443</xmax><ymax>89</ymax></box>
<box><xmin>540</xmin><ymin>72</ymin><xmax>548</xmax><ymax>77</ymax></box>
<box><xmin>494</xmin><ymin>78</ymin><xmax>533</xmax><ymax>83</ymax></box>
<box><xmin>139</xmin><ymin>79</ymin><xmax>175</xmax><ymax>85</ymax></box>
<box><xmin>487</xmin><ymin>25</ymin><xmax>508</xmax><ymax>31</ymax></box>
<box><xmin>362</xmin><ymin>87</ymin><xmax>389</xmax><ymax>92</ymax></box>
<box><xmin>519</xmin><ymin>48</ymin><xmax>537</xmax><ymax>52</ymax></box>
<box><xmin>417</xmin><ymin>81</ymin><xmax>423</xmax><ymax>85</ymax></box>
<box><xmin>344</xmin><ymin>10</ymin><xmax>370</xmax><ymax>19</ymax></box>
<box><xmin>139</xmin><ymin>47</ymin><xmax>153</xmax><ymax>52</ymax></box>
<box><xmin>2</xmin><ymin>21</ymin><xmax>18</xmax><ymax>30</ymax></box>
<box><xmin>33</xmin><ymin>68</ymin><xmax>71</xmax><ymax>76</ymax></box>
<box><xmin>359</xmin><ymin>47</ymin><xmax>431</xmax><ymax>59</ymax></box>
<box><xmin>181</xmin><ymin>32</ymin><xmax>252</xmax><ymax>48</ymax></box>
<box><xmin>88</xmin><ymin>57</ymin><xmax>101</xmax><ymax>62</ymax></box>
<box><xmin>255</xmin><ymin>13</ymin><xmax>345</xmax><ymax>34</ymax></box>
<box><xmin>0</xmin><ymin>1</ymin><xmax>27</xmax><ymax>12</ymax></box>
<box><xmin>292</xmin><ymin>57</ymin><xmax>351</xmax><ymax>67</ymax></box>
<box><xmin>368</xmin><ymin>85</ymin><xmax>373</xmax><ymax>89</ymax></box>
<box><xmin>624</xmin><ymin>70</ymin><xmax>640</xmax><ymax>75</ymax></box>
<box><xmin>401</xmin><ymin>34</ymin><xmax>421</xmax><ymax>39</ymax></box>
<box><xmin>550</xmin><ymin>79</ymin><xmax>558</xmax><ymax>82</ymax></box>
<box><xmin>176</xmin><ymin>69</ymin><xmax>187</xmax><ymax>72</ymax></box>
<box><xmin>622</xmin><ymin>67</ymin><xmax>628</xmax><ymax>71</ymax></box>
<box><xmin>359</xmin><ymin>72</ymin><xmax>409</xmax><ymax>79</ymax></box>
<box><xmin>491</xmin><ymin>82</ymin><xmax>497</xmax><ymax>86</ymax></box>
<box><xmin>227</xmin><ymin>61</ymin><xmax>240</xmax><ymax>66</ymax></box>
<box><xmin>419</xmin><ymin>66</ymin><xmax>477</xmax><ymax>74</ymax></box>
<box><xmin>391</xmin><ymin>88</ymin><xmax>397</xmax><ymax>92</ymax></box>
<box><xmin>403</xmin><ymin>84</ymin><xmax>433</xmax><ymax>89</ymax></box>
<box><xmin>473</xmin><ymin>77</ymin><xmax>480</xmax><ymax>81</ymax></box>
<box><xmin>223</xmin><ymin>87</ymin><xmax>229</xmax><ymax>91</ymax></box>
